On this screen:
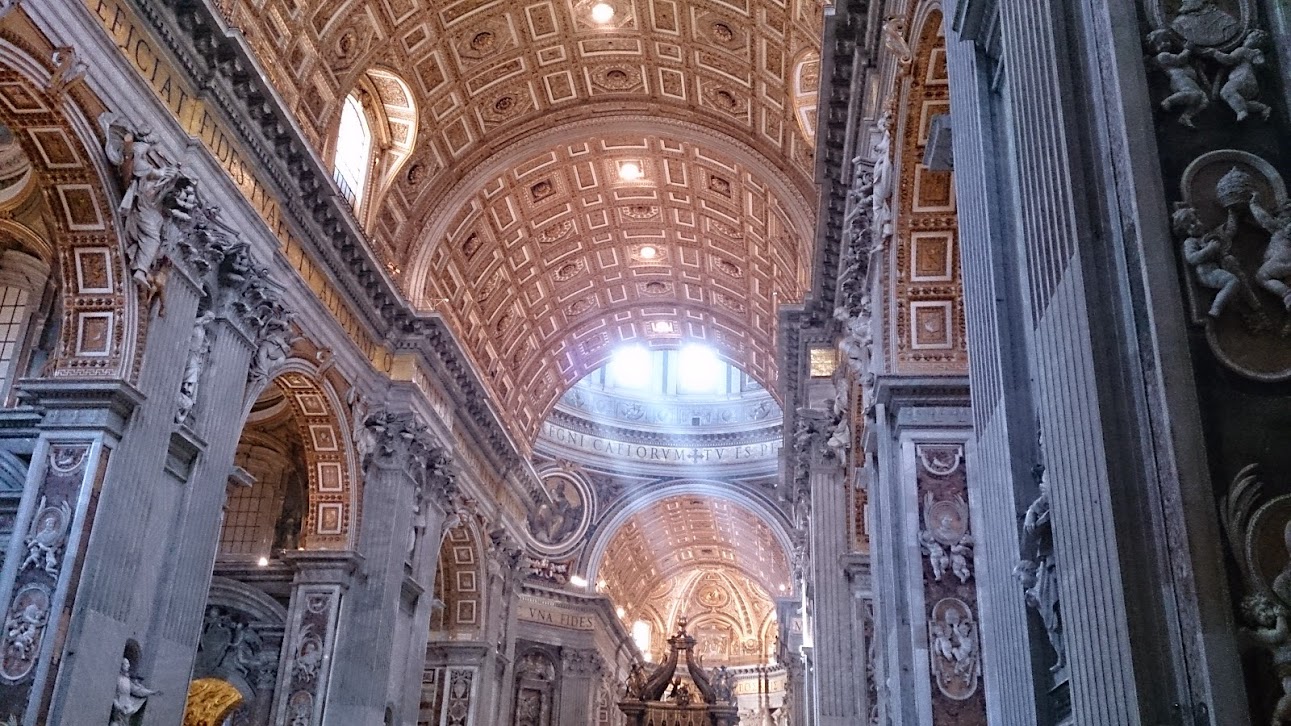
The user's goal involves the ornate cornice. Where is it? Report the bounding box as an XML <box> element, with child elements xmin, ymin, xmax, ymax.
<box><xmin>125</xmin><ymin>0</ymin><xmax>529</xmax><ymax>475</ymax></box>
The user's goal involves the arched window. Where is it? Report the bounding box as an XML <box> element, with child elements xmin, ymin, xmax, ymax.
<box><xmin>0</xmin><ymin>249</ymin><xmax>50</xmax><ymax>403</ymax></box>
<box><xmin>333</xmin><ymin>94</ymin><xmax>372</xmax><ymax>209</ymax></box>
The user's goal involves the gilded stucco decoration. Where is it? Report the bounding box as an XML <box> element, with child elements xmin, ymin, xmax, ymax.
<box><xmin>213</xmin><ymin>0</ymin><xmax>824</xmax><ymax>447</ymax></box>
<box><xmin>595</xmin><ymin>494</ymin><xmax>789</xmax><ymax>665</ymax></box>
<box><xmin>0</xmin><ymin>60</ymin><xmax>138</xmax><ymax>381</ymax></box>
<box><xmin>887</xmin><ymin>9</ymin><xmax>967</xmax><ymax>375</ymax></box>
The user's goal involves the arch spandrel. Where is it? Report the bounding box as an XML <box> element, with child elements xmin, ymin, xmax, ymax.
<box><xmin>0</xmin><ymin>57</ymin><xmax>138</xmax><ymax>383</ymax></box>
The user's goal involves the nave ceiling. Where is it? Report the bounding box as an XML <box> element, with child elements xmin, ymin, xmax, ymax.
<box><xmin>216</xmin><ymin>0</ymin><xmax>826</xmax><ymax>445</ymax></box>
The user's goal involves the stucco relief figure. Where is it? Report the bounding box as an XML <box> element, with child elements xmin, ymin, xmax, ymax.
<box><xmin>1174</xmin><ymin>203</ymin><xmax>1243</xmax><ymax>317</ymax></box>
<box><xmin>19</xmin><ymin>498</ymin><xmax>70</xmax><ymax>579</ymax></box>
<box><xmin>102</xmin><ymin>114</ymin><xmax>197</xmax><ymax>294</ymax></box>
<box><xmin>929</xmin><ymin>598</ymin><xmax>980</xmax><ymax>700</ymax></box>
<box><xmin>1203</xmin><ymin>30</ymin><xmax>1272</xmax><ymax>122</ymax></box>
<box><xmin>2</xmin><ymin>586</ymin><xmax>49</xmax><ymax>680</ymax></box>
<box><xmin>1242</xmin><ymin>593</ymin><xmax>1291</xmax><ymax>723</ymax></box>
<box><xmin>1170</xmin><ymin>0</ymin><xmax>1242</xmax><ymax>47</ymax></box>
<box><xmin>1016</xmin><ymin>464</ymin><xmax>1065</xmax><ymax>673</ymax></box>
<box><xmin>919</xmin><ymin>493</ymin><xmax>974</xmax><ymax>584</ymax></box>
<box><xmin>1147</xmin><ymin>30</ymin><xmax>1209</xmax><ymax>128</ymax></box>
<box><xmin>109</xmin><ymin>658</ymin><xmax>159</xmax><ymax>726</ymax></box>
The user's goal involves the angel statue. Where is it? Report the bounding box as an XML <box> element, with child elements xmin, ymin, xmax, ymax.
<box><xmin>109</xmin><ymin>658</ymin><xmax>159</xmax><ymax>726</ymax></box>
<box><xmin>101</xmin><ymin>114</ymin><xmax>196</xmax><ymax>295</ymax></box>
<box><xmin>1243</xmin><ymin>593</ymin><xmax>1291</xmax><ymax>723</ymax></box>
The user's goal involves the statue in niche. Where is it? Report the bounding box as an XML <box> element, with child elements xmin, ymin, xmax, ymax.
<box><xmin>1170</xmin><ymin>0</ymin><xmax>1241</xmax><ymax>47</ymax></box>
<box><xmin>102</xmin><ymin>115</ymin><xmax>197</xmax><ymax>295</ymax></box>
<box><xmin>175</xmin><ymin>309</ymin><xmax>216</xmax><ymax>424</ymax></box>
<box><xmin>1202</xmin><ymin>30</ymin><xmax>1272</xmax><ymax>122</ymax></box>
<box><xmin>273</xmin><ymin>470</ymin><xmax>306</xmax><ymax>551</ymax></box>
<box><xmin>1147</xmin><ymin>30</ymin><xmax>1210</xmax><ymax>128</ymax></box>
<box><xmin>1174</xmin><ymin>203</ymin><xmax>1244</xmax><ymax>317</ymax></box>
<box><xmin>1015</xmin><ymin>464</ymin><xmax>1065</xmax><ymax>673</ymax></box>
<box><xmin>109</xmin><ymin>658</ymin><xmax>159</xmax><ymax>726</ymax></box>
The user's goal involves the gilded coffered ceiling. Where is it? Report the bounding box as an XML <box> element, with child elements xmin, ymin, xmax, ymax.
<box><xmin>217</xmin><ymin>0</ymin><xmax>825</xmax><ymax>445</ymax></box>
<box><xmin>596</xmin><ymin>494</ymin><xmax>789</xmax><ymax>653</ymax></box>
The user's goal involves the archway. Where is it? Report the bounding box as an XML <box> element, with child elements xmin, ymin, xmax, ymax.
<box><xmin>223</xmin><ymin>361</ymin><xmax>359</xmax><ymax>556</ymax></box>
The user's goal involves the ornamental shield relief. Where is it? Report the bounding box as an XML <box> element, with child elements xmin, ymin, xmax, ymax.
<box><xmin>1176</xmin><ymin>150</ymin><xmax>1291</xmax><ymax>380</ymax></box>
<box><xmin>1145</xmin><ymin>0</ymin><xmax>1256</xmax><ymax>49</ymax></box>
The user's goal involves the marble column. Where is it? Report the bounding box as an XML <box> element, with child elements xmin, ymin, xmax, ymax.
<box><xmin>844</xmin><ymin>554</ymin><xmax>875</xmax><ymax>725</ymax></box>
<box><xmin>322</xmin><ymin>411</ymin><xmax>449</xmax><ymax>725</ymax></box>
<box><xmin>799</xmin><ymin>410</ymin><xmax>857</xmax><ymax>726</ymax></box>
<box><xmin>270</xmin><ymin>551</ymin><xmax>361</xmax><ymax>724</ymax></box>
<box><xmin>0</xmin><ymin>381</ymin><xmax>140</xmax><ymax>726</ymax></box>
<box><xmin>557</xmin><ymin>648</ymin><xmax>604</xmax><ymax>725</ymax></box>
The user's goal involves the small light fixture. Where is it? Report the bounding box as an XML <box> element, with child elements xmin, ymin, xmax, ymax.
<box><xmin>570</xmin><ymin>574</ymin><xmax>589</xmax><ymax>588</ymax></box>
<box><xmin>617</xmin><ymin>606</ymin><xmax>627</xmax><ymax>618</ymax></box>
<box><xmin>778</xmin><ymin>583</ymin><xmax>787</xmax><ymax>593</ymax></box>
<box><xmin>651</xmin><ymin>321</ymin><xmax>672</xmax><ymax>334</ymax></box>
<box><xmin>619</xmin><ymin>161</ymin><xmax>643</xmax><ymax>181</ymax></box>
<box><xmin>639</xmin><ymin>244</ymin><xmax>658</xmax><ymax>259</ymax></box>
<box><xmin>257</xmin><ymin>556</ymin><xmax>270</xmax><ymax>567</ymax></box>
<box><xmin>591</xmin><ymin>2</ymin><xmax>615</xmax><ymax>23</ymax></box>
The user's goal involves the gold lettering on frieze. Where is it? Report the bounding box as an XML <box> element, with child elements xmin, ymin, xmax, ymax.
<box><xmin>541</xmin><ymin>422</ymin><xmax>780</xmax><ymax>464</ymax></box>
<box><xmin>519</xmin><ymin>605</ymin><xmax>597</xmax><ymax>631</ymax></box>
<box><xmin>86</xmin><ymin>0</ymin><xmax>384</xmax><ymax>366</ymax></box>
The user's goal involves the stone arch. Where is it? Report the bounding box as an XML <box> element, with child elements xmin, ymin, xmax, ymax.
<box><xmin>883</xmin><ymin>3</ymin><xmax>967</xmax><ymax>375</ymax></box>
<box><xmin>582</xmin><ymin>480</ymin><xmax>794</xmax><ymax>581</ymax></box>
<box><xmin>238</xmin><ymin>360</ymin><xmax>360</xmax><ymax>549</ymax></box>
<box><xmin>431</xmin><ymin>520</ymin><xmax>485</xmax><ymax>637</ymax></box>
<box><xmin>0</xmin><ymin>41</ymin><xmax>140</xmax><ymax>383</ymax></box>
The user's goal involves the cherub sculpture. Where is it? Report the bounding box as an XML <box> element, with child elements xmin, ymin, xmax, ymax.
<box><xmin>1146</xmin><ymin>30</ymin><xmax>1209</xmax><ymax>128</ymax></box>
<box><xmin>1204</xmin><ymin>30</ymin><xmax>1272</xmax><ymax>122</ymax></box>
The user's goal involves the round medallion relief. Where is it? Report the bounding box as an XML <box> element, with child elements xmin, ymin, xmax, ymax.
<box><xmin>526</xmin><ymin>474</ymin><xmax>592</xmax><ymax>552</ymax></box>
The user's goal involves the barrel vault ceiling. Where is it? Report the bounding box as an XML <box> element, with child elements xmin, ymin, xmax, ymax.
<box><xmin>218</xmin><ymin>0</ymin><xmax>824</xmax><ymax>444</ymax></box>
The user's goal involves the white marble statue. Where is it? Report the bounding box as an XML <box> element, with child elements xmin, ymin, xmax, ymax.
<box><xmin>109</xmin><ymin>658</ymin><xmax>158</xmax><ymax>726</ymax></box>
<box><xmin>175</xmin><ymin>310</ymin><xmax>216</xmax><ymax>424</ymax></box>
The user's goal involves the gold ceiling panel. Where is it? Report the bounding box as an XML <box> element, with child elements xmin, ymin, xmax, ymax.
<box><xmin>598</xmin><ymin>494</ymin><xmax>790</xmax><ymax>616</ymax></box>
<box><xmin>406</xmin><ymin>132</ymin><xmax>810</xmax><ymax>440</ymax></box>
<box><xmin>219</xmin><ymin>0</ymin><xmax>824</xmax><ymax>447</ymax></box>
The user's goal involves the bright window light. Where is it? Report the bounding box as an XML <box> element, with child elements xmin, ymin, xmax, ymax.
<box><xmin>608</xmin><ymin>345</ymin><xmax>651</xmax><ymax>389</ymax></box>
<box><xmin>569</xmin><ymin>574</ymin><xmax>589</xmax><ymax>588</ymax></box>
<box><xmin>334</xmin><ymin>94</ymin><xmax>372</xmax><ymax>207</ymax></box>
<box><xmin>591</xmin><ymin>2</ymin><xmax>615</xmax><ymax>23</ymax></box>
<box><xmin>677</xmin><ymin>345</ymin><xmax>725</xmax><ymax>394</ymax></box>
<box><xmin>633</xmin><ymin>620</ymin><xmax>652</xmax><ymax>657</ymax></box>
